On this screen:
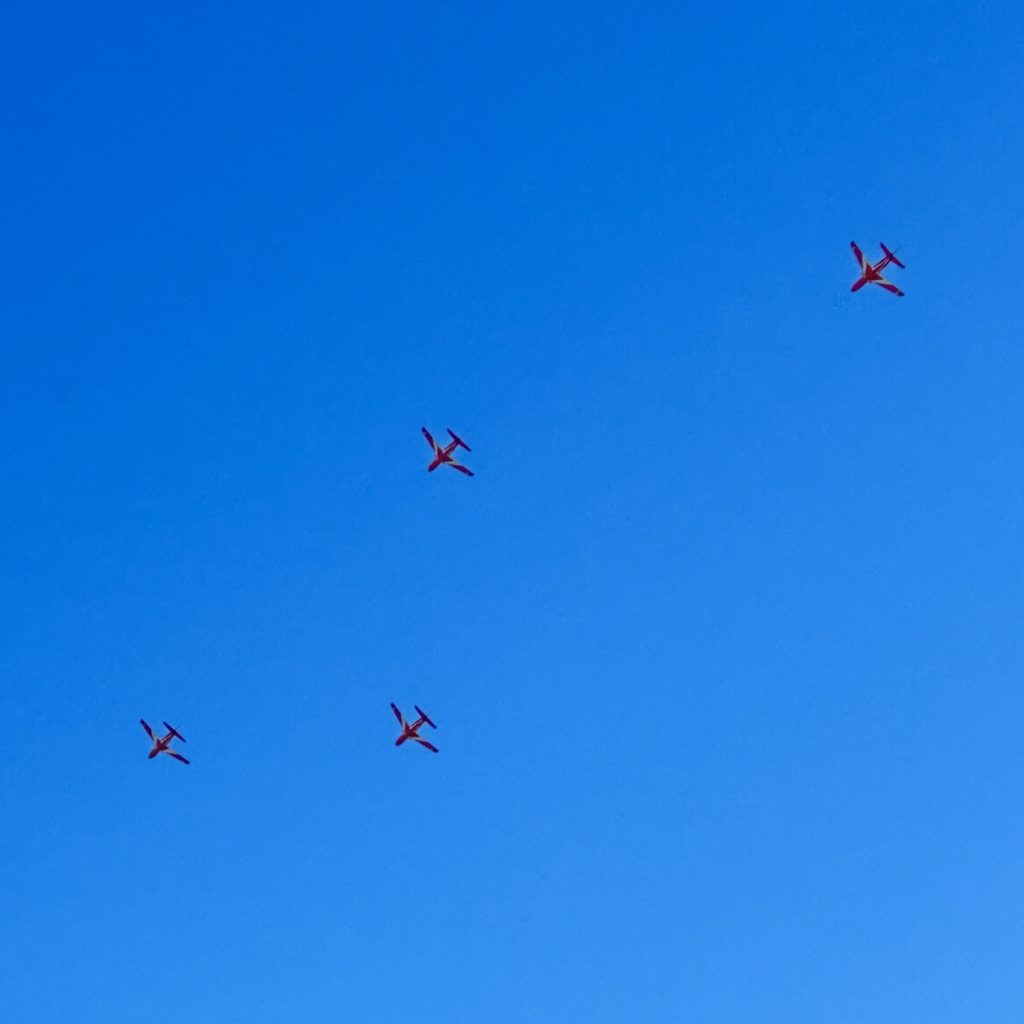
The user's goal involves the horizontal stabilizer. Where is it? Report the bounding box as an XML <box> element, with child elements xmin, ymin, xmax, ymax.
<box><xmin>880</xmin><ymin>243</ymin><xmax>904</xmax><ymax>268</ymax></box>
<box><xmin>414</xmin><ymin>705</ymin><xmax>437</xmax><ymax>729</ymax></box>
<box><xmin>447</xmin><ymin>428</ymin><xmax>471</xmax><ymax>452</ymax></box>
<box><xmin>163</xmin><ymin>722</ymin><xmax>186</xmax><ymax>743</ymax></box>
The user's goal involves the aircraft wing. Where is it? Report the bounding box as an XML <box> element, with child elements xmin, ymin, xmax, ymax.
<box><xmin>849</xmin><ymin>241</ymin><xmax>867</xmax><ymax>270</ymax></box>
<box><xmin>449</xmin><ymin>462</ymin><xmax>474</xmax><ymax>477</ymax></box>
<box><xmin>390</xmin><ymin>702</ymin><xmax>405</xmax><ymax>724</ymax></box>
<box><xmin>140</xmin><ymin>719</ymin><xmax>155</xmax><ymax>740</ymax></box>
<box><xmin>165</xmin><ymin>750</ymin><xmax>190</xmax><ymax>765</ymax></box>
<box><xmin>421</xmin><ymin>427</ymin><xmax>437</xmax><ymax>451</ymax></box>
<box><xmin>412</xmin><ymin>736</ymin><xmax>439</xmax><ymax>753</ymax></box>
<box><xmin>876</xmin><ymin>279</ymin><xmax>904</xmax><ymax>297</ymax></box>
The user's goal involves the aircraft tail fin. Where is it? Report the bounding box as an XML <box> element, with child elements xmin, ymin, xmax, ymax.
<box><xmin>880</xmin><ymin>243</ymin><xmax>905</xmax><ymax>268</ymax></box>
<box><xmin>414</xmin><ymin>705</ymin><xmax>437</xmax><ymax>729</ymax></box>
<box><xmin>447</xmin><ymin>429</ymin><xmax>471</xmax><ymax>452</ymax></box>
<box><xmin>163</xmin><ymin>721</ymin><xmax>186</xmax><ymax>743</ymax></box>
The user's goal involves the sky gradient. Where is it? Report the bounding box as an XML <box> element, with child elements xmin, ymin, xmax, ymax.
<box><xmin>3</xmin><ymin>3</ymin><xmax>1024</xmax><ymax>1021</ymax></box>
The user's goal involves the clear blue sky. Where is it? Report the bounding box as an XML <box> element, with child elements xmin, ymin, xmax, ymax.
<box><xmin>3</xmin><ymin>3</ymin><xmax>1024</xmax><ymax>1021</ymax></box>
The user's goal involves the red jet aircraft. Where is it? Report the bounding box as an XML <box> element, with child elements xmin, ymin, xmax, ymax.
<box><xmin>140</xmin><ymin>719</ymin><xmax>190</xmax><ymax>764</ymax></box>
<box><xmin>391</xmin><ymin>703</ymin><xmax>438</xmax><ymax>753</ymax></box>
<box><xmin>850</xmin><ymin>241</ymin><xmax>905</xmax><ymax>297</ymax></box>
<box><xmin>422</xmin><ymin>427</ymin><xmax>473</xmax><ymax>476</ymax></box>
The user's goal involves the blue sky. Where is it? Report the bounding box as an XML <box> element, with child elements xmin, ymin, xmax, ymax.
<box><xmin>3</xmin><ymin>2</ymin><xmax>1024</xmax><ymax>1020</ymax></box>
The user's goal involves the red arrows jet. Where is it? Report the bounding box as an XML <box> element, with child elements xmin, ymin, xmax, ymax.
<box><xmin>391</xmin><ymin>703</ymin><xmax>438</xmax><ymax>753</ymax></box>
<box><xmin>140</xmin><ymin>719</ymin><xmax>190</xmax><ymax>764</ymax></box>
<box><xmin>422</xmin><ymin>427</ymin><xmax>473</xmax><ymax>476</ymax></box>
<box><xmin>850</xmin><ymin>241</ymin><xmax>905</xmax><ymax>297</ymax></box>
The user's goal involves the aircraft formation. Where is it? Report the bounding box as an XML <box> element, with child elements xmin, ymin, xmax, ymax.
<box><xmin>144</xmin><ymin>244</ymin><xmax>904</xmax><ymax>766</ymax></box>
